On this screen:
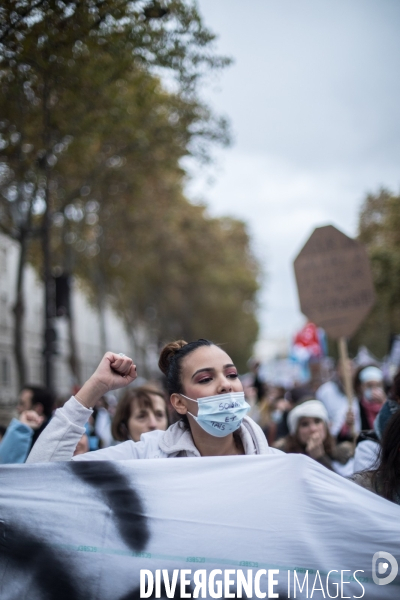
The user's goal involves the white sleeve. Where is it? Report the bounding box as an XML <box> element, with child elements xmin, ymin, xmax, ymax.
<box><xmin>26</xmin><ymin>396</ymin><xmax>93</xmax><ymax>463</ymax></box>
<box><xmin>27</xmin><ymin>396</ymin><xmax>162</xmax><ymax>463</ymax></box>
<box><xmin>71</xmin><ymin>439</ymin><xmax>147</xmax><ymax>461</ymax></box>
<box><xmin>353</xmin><ymin>440</ymin><xmax>380</xmax><ymax>473</ymax></box>
<box><xmin>268</xmin><ymin>446</ymin><xmax>285</xmax><ymax>455</ymax></box>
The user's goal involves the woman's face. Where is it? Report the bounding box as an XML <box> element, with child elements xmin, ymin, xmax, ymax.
<box><xmin>173</xmin><ymin>345</ymin><xmax>243</xmax><ymax>417</ymax></box>
<box><xmin>361</xmin><ymin>380</ymin><xmax>385</xmax><ymax>403</ymax></box>
<box><xmin>127</xmin><ymin>395</ymin><xmax>168</xmax><ymax>442</ymax></box>
<box><xmin>296</xmin><ymin>417</ymin><xmax>326</xmax><ymax>445</ymax></box>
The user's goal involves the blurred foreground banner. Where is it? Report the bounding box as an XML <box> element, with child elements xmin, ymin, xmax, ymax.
<box><xmin>0</xmin><ymin>455</ymin><xmax>399</xmax><ymax>600</ymax></box>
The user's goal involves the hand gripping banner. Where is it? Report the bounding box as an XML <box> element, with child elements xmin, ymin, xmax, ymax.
<box><xmin>0</xmin><ymin>453</ymin><xmax>399</xmax><ymax>600</ymax></box>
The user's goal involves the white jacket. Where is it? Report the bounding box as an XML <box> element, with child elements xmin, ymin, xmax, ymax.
<box><xmin>353</xmin><ymin>439</ymin><xmax>380</xmax><ymax>473</ymax></box>
<box><xmin>27</xmin><ymin>396</ymin><xmax>281</xmax><ymax>463</ymax></box>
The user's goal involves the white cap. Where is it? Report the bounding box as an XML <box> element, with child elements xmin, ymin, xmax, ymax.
<box><xmin>359</xmin><ymin>366</ymin><xmax>383</xmax><ymax>383</ymax></box>
<box><xmin>287</xmin><ymin>400</ymin><xmax>329</xmax><ymax>435</ymax></box>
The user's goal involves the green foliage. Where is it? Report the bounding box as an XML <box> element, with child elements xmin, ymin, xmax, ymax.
<box><xmin>349</xmin><ymin>189</ymin><xmax>400</xmax><ymax>357</ymax></box>
<box><xmin>0</xmin><ymin>0</ymin><xmax>231</xmax><ymax>237</ymax></box>
<box><xmin>0</xmin><ymin>0</ymin><xmax>260</xmax><ymax>373</ymax></box>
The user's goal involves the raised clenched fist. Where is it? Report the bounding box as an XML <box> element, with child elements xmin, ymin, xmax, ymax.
<box><xmin>75</xmin><ymin>352</ymin><xmax>137</xmax><ymax>409</ymax></box>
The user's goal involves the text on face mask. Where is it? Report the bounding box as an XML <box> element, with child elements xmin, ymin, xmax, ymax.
<box><xmin>219</xmin><ymin>401</ymin><xmax>240</xmax><ymax>411</ymax></box>
<box><xmin>210</xmin><ymin>422</ymin><xmax>226</xmax><ymax>430</ymax></box>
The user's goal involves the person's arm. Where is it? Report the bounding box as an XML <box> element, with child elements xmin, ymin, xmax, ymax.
<box><xmin>26</xmin><ymin>396</ymin><xmax>92</xmax><ymax>462</ymax></box>
<box><xmin>27</xmin><ymin>352</ymin><xmax>137</xmax><ymax>463</ymax></box>
<box><xmin>0</xmin><ymin>411</ymin><xmax>44</xmax><ymax>464</ymax></box>
<box><xmin>0</xmin><ymin>418</ymin><xmax>34</xmax><ymax>464</ymax></box>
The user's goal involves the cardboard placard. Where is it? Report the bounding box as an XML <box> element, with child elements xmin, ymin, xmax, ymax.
<box><xmin>294</xmin><ymin>225</ymin><xmax>375</xmax><ymax>339</ymax></box>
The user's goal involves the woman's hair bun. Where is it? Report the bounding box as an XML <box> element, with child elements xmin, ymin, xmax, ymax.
<box><xmin>158</xmin><ymin>340</ymin><xmax>188</xmax><ymax>375</ymax></box>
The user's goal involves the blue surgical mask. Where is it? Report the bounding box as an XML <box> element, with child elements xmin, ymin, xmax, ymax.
<box><xmin>364</xmin><ymin>388</ymin><xmax>373</xmax><ymax>401</ymax></box>
<box><xmin>180</xmin><ymin>391</ymin><xmax>250</xmax><ymax>437</ymax></box>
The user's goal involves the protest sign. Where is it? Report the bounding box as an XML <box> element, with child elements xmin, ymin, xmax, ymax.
<box><xmin>0</xmin><ymin>454</ymin><xmax>399</xmax><ymax>599</ymax></box>
<box><xmin>294</xmin><ymin>226</ymin><xmax>375</xmax><ymax>409</ymax></box>
<box><xmin>293</xmin><ymin>225</ymin><xmax>375</xmax><ymax>340</ymax></box>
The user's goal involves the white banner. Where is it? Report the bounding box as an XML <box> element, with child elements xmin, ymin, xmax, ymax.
<box><xmin>0</xmin><ymin>453</ymin><xmax>399</xmax><ymax>599</ymax></box>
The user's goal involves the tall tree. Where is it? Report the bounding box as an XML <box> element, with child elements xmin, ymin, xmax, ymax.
<box><xmin>349</xmin><ymin>189</ymin><xmax>400</xmax><ymax>358</ymax></box>
<box><xmin>0</xmin><ymin>0</ymin><xmax>231</xmax><ymax>386</ymax></box>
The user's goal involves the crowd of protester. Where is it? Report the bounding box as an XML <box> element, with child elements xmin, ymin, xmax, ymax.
<box><xmin>243</xmin><ymin>357</ymin><xmax>400</xmax><ymax>502</ymax></box>
<box><xmin>1</xmin><ymin>343</ymin><xmax>399</xmax><ymax>506</ymax></box>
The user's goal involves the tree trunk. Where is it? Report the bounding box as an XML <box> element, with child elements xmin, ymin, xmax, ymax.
<box><xmin>11</xmin><ymin>96</ymin><xmax>32</xmax><ymax>390</ymax></box>
<box><xmin>63</xmin><ymin>234</ymin><xmax>81</xmax><ymax>387</ymax></box>
<box><xmin>67</xmin><ymin>308</ymin><xmax>81</xmax><ymax>386</ymax></box>
<box><xmin>41</xmin><ymin>73</ymin><xmax>55</xmax><ymax>390</ymax></box>
<box><xmin>97</xmin><ymin>272</ymin><xmax>107</xmax><ymax>355</ymax></box>
<box><xmin>12</xmin><ymin>231</ymin><xmax>28</xmax><ymax>389</ymax></box>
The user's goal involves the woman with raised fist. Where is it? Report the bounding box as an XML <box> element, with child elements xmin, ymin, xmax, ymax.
<box><xmin>27</xmin><ymin>339</ymin><xmax>282</xmax><ymax>462</ymax></box>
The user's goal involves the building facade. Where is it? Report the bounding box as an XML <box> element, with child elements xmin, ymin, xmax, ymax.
<box><xmin>0</xmin><ymin>233</ymin><xmax>145</xmax><ymax>425</ymax></box>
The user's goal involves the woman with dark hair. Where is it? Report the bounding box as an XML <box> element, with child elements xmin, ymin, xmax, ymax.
<box><xmin>353</xmin><ymin>364</ymin><xmax>386</xmax><ymax>430</ymax></box>
<box><xmin>17</xmin><ymin>385</ymin><xmax>55</xmax><ymax>449</ymax></box>
<box><xmin>350</xmin><ymin>409</ymin><xmax>400</xmax><ymax>505</ymax></box>
<box><xmin>111</xmin><ymin>387</ymin><xmax>168</xmax><ymax>443</ymax></box>
<box><xmin>27</xmin><ymin>340</ymin><xmax>280</xmax><ymax>462</ymax></box>
<box><xmin>352</xmin><ymin>369</ymin><xmax>400</xmax><ymax>473</ymax></box>
<box><xmin>273</xmin><ymin>400</ymin><xmax>353</xmax><ymax>474</ymax></box>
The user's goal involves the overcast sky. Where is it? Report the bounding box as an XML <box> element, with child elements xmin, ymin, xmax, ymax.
<box><xmin>185</xmin><ymin>0</ymin><xmax>400</xmax><ymax>356</ymax></box>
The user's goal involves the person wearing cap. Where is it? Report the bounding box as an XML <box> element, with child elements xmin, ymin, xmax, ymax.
<box><xmin>352</xmin><ymin>369</ymin><xmax>400</xmax><ymax>473</ymax></box>
<box><xmin>355</xmin><ymin>365</ymin><xmax>386</xmax><ymax>430</ymax></box>
<box><xmin>274</xmin><ymin>399</ymin><xmax>354</xmax><ymax>475</ymax></box>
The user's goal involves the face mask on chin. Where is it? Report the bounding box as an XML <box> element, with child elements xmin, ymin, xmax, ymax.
<box><xmin>364</xmin><ymin>388</ymin><xmax>373</xmax><ymax>401</ymax></box>
<box><xmin>364</xmin><ymin>387</ymin><xmax>382</xmax><ymax>402</ymax></box>
<box><xmin>180</xmin><ymin>391</ymin><xmax>250</xmax><ymax>437</ymax></box>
